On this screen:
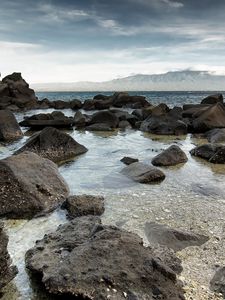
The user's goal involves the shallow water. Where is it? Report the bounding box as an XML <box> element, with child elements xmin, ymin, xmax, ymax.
<box><xmin>1</xmin><ymin>107</ymin><xmax>225</xmax><ymax>299</ymax></box>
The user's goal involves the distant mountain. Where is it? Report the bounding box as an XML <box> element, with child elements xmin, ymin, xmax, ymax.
<box><xmin>32</xmin><ymin>70</ymin><xmax>225</xmax><ymax>92</ymax></box>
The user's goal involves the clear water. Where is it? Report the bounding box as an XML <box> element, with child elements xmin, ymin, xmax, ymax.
<box><xmin>1</xmin><ymin>92</ymin><xmax>225</xmax><ymax>299</ymax></box>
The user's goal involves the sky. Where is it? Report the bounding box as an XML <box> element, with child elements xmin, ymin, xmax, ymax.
<box><xmin>1</xmin><ymin>0</ymin><xmax>225</xmax><ymax>83</ymax></box>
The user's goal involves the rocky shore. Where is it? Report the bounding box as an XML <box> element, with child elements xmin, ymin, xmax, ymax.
<box><xmin>0</xmin><ymin>72</ymin><xmax>225</xmax><ymax>299</ymax></box>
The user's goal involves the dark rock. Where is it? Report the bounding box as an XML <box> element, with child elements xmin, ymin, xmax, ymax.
<box><xmin>89</xmin><ymin>110</ymin><xmax>119</xmax><ymax>128</ymax></box>
<box><xmin>201</xmin><ymin>93</ymin><xmax>223</xmax><ymax>105</ymax></box>
<box><xmin>190</xmin><ymin>143</ymin><xmax>225</xmax><ymax>163</ymax></box>
<box><xmin>25</xmin><ymin>216</ymin><xmax>184</xmax><ymax>300</ymax></box>
<box><xmin>93</xmin><ymin>94</ymin><xmax>109</xmax><ymax>100</ymax></box>
<box><xmin>150</xmin><ymin>103</ymin><xmax>170</xmax><ymax>117</ymax></box>
<box><xmin>83</xmin><ymin>99</ymin><xmax>96</xmax><ymax>110</ymax></box>
<box><xmin>15</xmin><ymin>127</ymin><xmax>88</xmax><ymax>163</ymax></box>
<box><xmin>145</xmin><ymin>222</ymin><xmax>209</xmax><ymax>252</ymax></box>
<box><xmin>112</xmin><ymin>92</ymin><xmax>150</xmax><ymax>108</ymax></box>
<box><xmin>52</xmin><ymin>100</ymin><xmax>70</xmax><ymax>109</ymax></box>
<box><xmin>210</xmin><ymin>266</ymin><xmax>225</xmax><ymax>297</ymax></box>
<box><xmin>118</xmin><ymin>120</ymin><xmax>131</xmax><ymax>129</ymax></box>
<box><xmin>74</xmin><ymin>111</ymin><xmax>87</xmax><ymax>127</ymax></box>
<box><xmin>192</xmin><ymin>103</ymin><xmax>225</xmax><ymax>133</ymax></box>
<box><xmin>63</xmin><ymin>195</ymin><xmax>105</xmax><ymax>218</ymax></box>
<box><xmin>69</xmin><ymin>99</ymin><xmax>82</xmax><ymax>110</ymax></box>
<box><xmin>86</xmin><ymin>123</ymin><xmax>113</xmax><ymax>131</ymax></box>
<box><xmin>205</xmin><ymin>128</ymin><xmax>225</xmax><ymax>143</ymax></box>
<box><xmin>121</xmin><ymin>162</ymin><xmax>165</xmax><ymax>183</ymax></box>
<box><xmin>152</xmin><ymin>145</ymin><xmax>188</xmax><ymax>166</ymax></box>
<box><xmin>0</xmin><ymin>110</ymin><xmax>23</xmax><ymax>142</ymax></box>
<box><xmin>0</xmin><ymin>222</ymin><xmax>18</xmax><ymax>289</ymax></box>
<box><xmin>182</xmin><ymin>104</ymin><xmax>210</xmax><ymax>119</ymax></box>
<box><xmin>120</xmin><ymin>157</ymin><xmax>139</xmax><ymax>165</ymax></box>
<box><xmin>0</xmin><ymin>151</ymin><xmax>69</xmax><ymax>219</ymax></box>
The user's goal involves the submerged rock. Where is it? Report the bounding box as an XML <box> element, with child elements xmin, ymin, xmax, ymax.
<box><xmin>145</xmin><ymin>222</ymin><xmax>209</xmax><ymax>252</ymax></box>
<box><xmin>120</xmin><ymin>156</ymin><xmax>139</xmax><ymax>165</ymax></box>
<box><xmin>16</xmin><ymin>127</ymin><xmax>88</xmax><ymax>163</ymax></box>
<box><xmin>190</xmin><ymin>143</ymin><xmax>225</xmax><ymax>164</ymax></box>
<box><xmin>0</xmin><ymin>110</ymin><xmax>23</xmax><ymax>142</ymax></box>
<box><xmin>63</xmin><ymin>195</ymin><xmax>105</xmax><ymax>218</ymax></box>
<box><xmin>0</xmin><ymin>151</ymin><xmax>69</xmax><ymax>219</ymax></box>
<box><xmin>0</xmin><ymin>222</ymin><xmax>18</xmax><ymax>290</ymax></box>
<box><xmin>152</xmin><ymin>145</ymin><xmax>188</xmax><ymax>166</ymax></box>
<box><xmin>25</xmin><ymin>216</ymin><xmax>184</xmax><ymax>300</ymax></box>
<box><xmin>121</xmin><ymin>162</ymin><xmax>165</xmax><ymax>183</ymax></box>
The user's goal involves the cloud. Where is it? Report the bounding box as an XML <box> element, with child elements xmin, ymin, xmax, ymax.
<box><xmin>161</xmin><ymin>0</ymin><xmax>184</xmax><ymax>8</ymax></box>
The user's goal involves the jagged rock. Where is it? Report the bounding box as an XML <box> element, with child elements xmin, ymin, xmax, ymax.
<box><xmin>63</xmin><ymin>195</ymin><xmax>105</xmax><ymax>218</ymax></box>
<box><xmin>145</xmin><ymin>222</ymin><xmax>209</xmax><ymax>252</ymax></box>
<box><xmin>89</xmin><ymin>111</ymin><xmax>119</xmax><ymax>128</ymax></box>
<box><xmin>0</xmin><ymin>151</ymin><xmax>69</xmax><ymax>219</ymax></box>
<box><xmin>0</xmin><ymin>222</ymin><xmax>18</xmax><ymax>289</ymax></box>
<box><xmin>121</xmin><ymin>162</ymin><xmax>165</xmax><ymax>183</ymax></box>
<box><xmin>25</xmin><ymin>216</ymin><xmax>184</xmax><ymax>300</ymax></box>
<box><xmin>205</xmin><ymin>128</ymin><xmax>225</xmax><ymax>143</ymax></box>
<box><xmin>15</xmin><ymin>127</ymin><xmax>88</xmax><ymax>163</ymax></box>
<box><xmin>0</xmin><ymin>110</ymin><xmax>23</xmax><ymax>141</ymax></box>
<box><xmin>120</xmin><ymin>156</ymin><xmax>139</xmax><ymax>165</ymax></box>
<box><xmin>201</xmin><ymin>93</ymin><xmax>223</xmax><ymax>105</ymax></box>
<box><xmin>190</xmin><ymin>143</ymin><xmax>225</xmax><ymax>164</ymax></box>
<box><xmin>152</xmin><ymin>145</ymin><xmax>188</xmax><ymax>166</ymax></box>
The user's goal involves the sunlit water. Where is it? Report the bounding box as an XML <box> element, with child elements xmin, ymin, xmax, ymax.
<box><xmin>1</xmin><ymin>100</ymin><xmax>225</xmax><ymax>299</ymax></box>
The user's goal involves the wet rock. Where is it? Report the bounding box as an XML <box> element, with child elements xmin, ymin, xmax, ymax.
<box><xmin>69</xmin><ymin>99</ymin><xmax>82</xmax><ymax>110</ymax></box>
<box><xmin>0</xmin><ymin>222</ymin><xmax>18</xmax><ymax>289</ymax></box>
<box><xmin>74</xmin><ymin>111</ymin><xmax>87</xmax><ymax>127</ymax></box>
<box><xmin>112</xmin><ymin>92</ymin><xmax>150</xmax><ymax>108</ymax></box>
<box><xmin>0</xmin><ymin>151</ymin><xmax>69</xmax><ymax>219</ymax></box>
<box><xmin>150</xmin><ymin>103</ymin><xmax>170</xmax><ymax>117</ymax></box>
<box><xmin>152</xmin><ymin>145</ymin><xmax>188</xmax><ymax>166</ymax></box>
<box><xmin>121</xmin><ymin>162</ymin><xmax>165</xmax><ymax>183</ymax></box>
<box><xmin>118</xmin><ymin>120</ymin><xmax>132</xmax><ymax>129</ymax></box>
<box><xmin>63</xmin><ymin>195</ymin><xmax>105</xmax><ymax>218</ymax></box>
<box><xmin>0</xmin><ymin>110</ymin><xmax>23</xmax><ymax>142</ymax></box>
<box><xmin>145</xmin><ymin>222</ymin><xmax>209</xmax><ymax>252</ymax></box>
<box><xmin>182</xmin><ymin>104</ymin><xmax>210</xmax><ymax>119</ymax></box>
<box><xmin>89</xmin><ymin>110</ymin><xmax>119</xmax><ymax>128</ymax></box>
<box><xmin>86</xmin><ymin>123</ymin><xmax>113</xmax><ymax>131</ymax></box>
<box><xmin>205</xmin><ymin>128</ymin><xmax>225</xmax><ymax>143</ymax></box>
<box><xmin>25</xmin><ymin>216</ymin><xmax>184</xmax><ymax>300</ymax></box>
<box><xmin>210</xmin><ymin>266</ymin><xmax>225</xmax><ymax>297</ymax></box>
<box><xmin>93</xmin><ymin>94</ymin><xmax>109</xmax><ymax>100</ymax></box>
<box><xmin>120</xmin><ymin>156</ymin><xmax>139</xmax><ymax>165</ymax></box>
<box><xmin>190</xmin><ymin>143</ymin><xmax>225</xmax><ymax>164</ymax></box>
<box><xmin>192</xmin><ymin>103</ymin><xmax>225</xmax><ymax>133</ymax></box>
<box><xmin>15</xmin><ymin>127</ymin><xmax>88</xmax><ymax>163</ymax></box>
<box><xmin>201</xmin><ymin>93</ymin><xmax>223</xmax><ymax>105</ymax></box>
<box><xmin>191</xmin><ymin>183</ymin><xmax>223</xmax><ymax>197</ymax></box>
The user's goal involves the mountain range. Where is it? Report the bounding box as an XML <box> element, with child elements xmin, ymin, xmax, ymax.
<box><xmin>32</xmin><ymin>70</ymin><xmax>225</xmax><ymax>92</ymax></box>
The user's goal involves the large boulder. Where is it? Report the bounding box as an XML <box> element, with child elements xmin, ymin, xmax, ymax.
<box><xmin>190</xmin><ymin>144</ymin><xmax>225</xmax><ymax>164</ymax></box>
<box><xmin>192</xmin><ymin>103</ymin><xmax>225</xmax><ymax>133</ymax></box>
<box><xmin>0</xmin><ymin>222</ymin><xmax>18</xmax><ymax>289</ymax></box>
<box><xmin>0</xmin><ymin>151</ymin><xmax>69</xmax><ymax>219</ymax></box>
<box><xmin>89</xmin><ymin>110</ymin><xmax>119</xmax><ymax>128</ymax></box>
<box><xmin>205</xmin><ymin>128</ymin><xmax>225</xmax><ymax>143</ymax></box>
<box><xmin>152</xmin><ymin>145</ymin><xmax>188</xmax><ymax>166</ymax></box>
<box><xmin>15</xmin><ymin>127</ymin><xmax>88</xmax><ymax>163</ymax></box>
<box><xmin>25</xmin><ymin>216</ymin><xmax>184</xmax><ymax>300</ymax></box>
<box><xmin>112</xmin><ymin>92</ymin><xmax>150</xmax><ymax>108</ymax></box>
<box><xmin>1</xmin><ymin>72</ymin><xmax>37</xmax><ymax>109</ymax></box>
<box><xmin>0</xmin><ymin>110</ymin><xmax>23</xmax><ymax>141</ymax></box>
<box><xmin>201</xmin><ymin>93</ymin><xmax>223</xmax><ymax>105</ymax></box>
<box><xmin>63</xmin><ymin>195</ymin><xmax>105</xmax><ymax>218</ymax></box>
<box><xmin>121</xmin><ymin>162</ymin><xmax>165</xmax><ymax>183</ymax></box>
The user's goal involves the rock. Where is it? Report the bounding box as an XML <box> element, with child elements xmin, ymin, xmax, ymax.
<box><xmin>182</xmin><ymin>104</ymin><xmax>210</xmax><ymax>118</ymax></box>
<box><xmin>145</xmin><ymin>222</ymin><xmax>209</xmax><ymax>252</ymax></box>
<box><xmin>25</xmin><ymin>216</ymin><xmax>184</xmax><ymax>300</ymax></box>
<box><xmin>152</xmin><ymin>145</ymin><xmax>188</xmax><ymax>166</ymax></box>
<box><xmin>118</xmin><ymin>120</ymin><xmax>132</xmax><ymax>129</ymax></box>
<box><xmin>0</xmin><ymin>110</ymin><xmax>23</xmax><ymax>141</ymax></box>
<box><xmin>89</xmin><ymin>111</ymin><xmax>119</xmax><ymax>128</ymax></box>
<box><xmin>74</xmin><ymin>111</ymin><xmax>87</xmax><ymax>127</ymax></box>
<box><xmin>51</xmin><ymin>100</ymin><xmax>70</xmax><ymax>109</ymax></box>
<box><xmin>121</xmin><ymin>162</ymin><xmax>165</xmax><ymax>183</ymax></box>
<box><xmin>205</xmin><ymin>128</ymin><xmax>225</xmax><ymax>143</ymax></box>
<box><xmin>141</xmin><ymin>116</ymin><xmax>187</xmax><ymax>135</ymax></box>
<box><xmin>83</xmin><ymin>99</ymin><xmax>96</xmax><ymax>110</ymax></box>
<box><xmin>93</xmin><ymin>94</ymin><xmax>109</xmax><ymax>100</ymax></box>
<box><xmin>19</xmin><ymin>112</ymin><xmax>74</xmax><ymax>129</ymax></box>
<box><xmin>190</xmin><ymin>143</ymin><xmax>225</xmax><ymax>163</ymax></box>
<box><xmin>201</xmin><ymin>93</ymin><xmax>223</xmax><ymax>105</ymax></box>
<box><xmin>120</xmin><ymin>156</ymin><xmax>139</xmax><ymax>165</ymax></box>
<box><xmin>0</xmin><ymin>222</ymin><xmax>18</xmax><ymax>289</ymax></box>
<box><xmin>210</xmin><ymin>266</ymin><xmax>225</xmax><ymax>297</ymax></box>
<box><xmin>112</xmin><ymin>92</ymin><xmax>150</xmax><ymax>108</ymax></box>
<box><xmin>63</xmin><ymin>195</ymin><xmax>105</xmax><ymax>218</ymax></box>
<box><xmin>0</xmin><ymin>151</ymin><xmax>69</xmax><ymax>219</ymax></box>
<box><xmin>15</xmin><ymin>127</ymin><xmax>88</xmax><ymax>163</ymax></box>
<box><xmin>150</xmin><ymin>103</ymin><xmax>170</xmax><ymax>117</ymax></box>
<box><xmin>86</xmin><ymin>123</ymin><xmax>113</xmax><ymax>131</ymax></box>
<box><xmin>192</xmin><ymin>103</ymin><xmax>225</xmax><ymax>133</ymax></box>
<box><xmin>69</xmin><ymin>99</ymin><xmax>82</xmax><ymax>110</ymax></box>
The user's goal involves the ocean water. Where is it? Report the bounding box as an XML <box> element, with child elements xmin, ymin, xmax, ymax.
<box><xmin>1</xmin><ymin>91</ymin><xmax>225</xmax><ymax>299</ymax></box>
<box><xmin>36</xmin><ymin>91</ymin><xmax>225</xmax><ymax>107</ymax></box>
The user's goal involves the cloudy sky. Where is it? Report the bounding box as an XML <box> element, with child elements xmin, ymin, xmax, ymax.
<box><xmin>1</xmin><ymin>0</ymin><xmax>225</xmax><ymax>83</ymax></box>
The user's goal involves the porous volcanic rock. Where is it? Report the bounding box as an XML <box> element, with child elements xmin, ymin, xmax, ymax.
<box><xmin>152</xmin><ymin>145</ymin><xmax>188</xmax><ymax>166</ymax></box>
<box><xmin>25</xmin><ymin>216</ymin><xmax>184</xmax><ymax>300</ymax></box>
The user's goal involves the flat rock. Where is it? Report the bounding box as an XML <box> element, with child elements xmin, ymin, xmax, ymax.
<box><xmin>121</xmin><ymin>162</ymin><xmax>165</xmax><ymax>183</ymax></box>
<box><xmin>152</xmin><ymin>145</ymin><xmax>188</xmax><ymax>166</ymax></box>
<box><xmin>0</xmin><ymin>151</ymin><xmax>69</xmax><ymax>219</ymax></box>
<box><xmin>0</xmin><ymin>222</ymin><xmax>18</xmax><ymax>289</ymax></box>
<box><xmin>63</xmin><ymin>195</ymin><xmax>105</xmax><ymax>218</ymax></box>
<box><xmin>25</xmin><ymin>216</ymin><xmax>184</xmax><ymax>300</ymax></box>
<box><xmin>0</xmin><ymin>110</ymin><xmax>23</xmax><ymax>142</ymax></box>
<box><xmin>145</xmin><ymin>222</ymin><xmax>209</xmax><ymax>252</ymax></box>
<box><xmin>120</xmin><ymin>156</ymin><xmax>139</xmax><ymax>165</ymax></box>
<box><xmin>15</xmin><ymin>127</ymin><xmax>88</xmax><ymax>163</ymax></box>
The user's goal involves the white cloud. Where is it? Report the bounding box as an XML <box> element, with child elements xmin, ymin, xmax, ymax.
<box><xmin>161</xmin><ymin>0</ymin><xmax>184</xmax><ymax>8</ymax></box>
